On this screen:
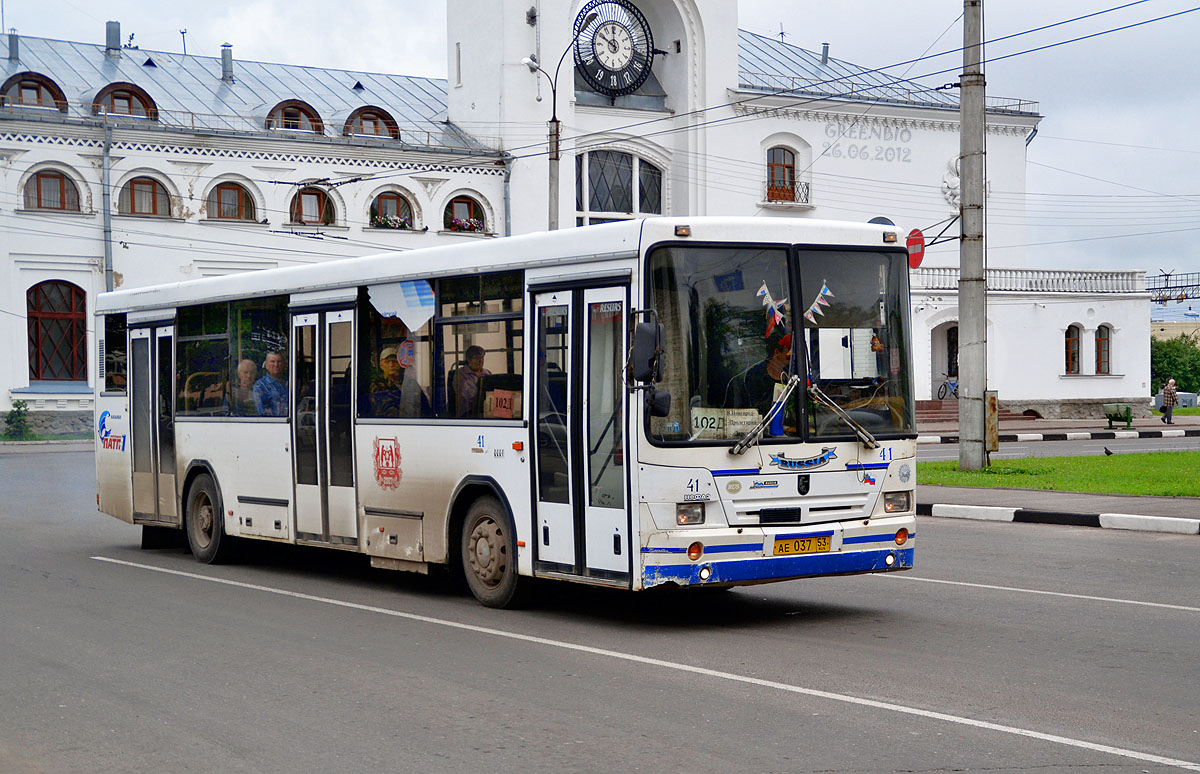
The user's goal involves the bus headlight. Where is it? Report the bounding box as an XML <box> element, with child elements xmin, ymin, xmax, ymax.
<box><xmin>883</xmin><ymin>491</ymin><xmax>912</xmax><ymax>513</ymax></box>
<box><xmin>676</xmin><ymin>503</ymin><xmax>705</xmax><ymax>525</ymax></box>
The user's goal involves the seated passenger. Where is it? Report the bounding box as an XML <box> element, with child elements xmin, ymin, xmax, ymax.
<box><xmin>254</xmin><ymin>350</ymin><xmax>289</xmax><ymax>416</ymax></box>
<box><xmin>371</xmin><ymin>347</ymin><xmax>430</xmax><ymax>418</ymax></box>
<box><xmin>229</xmin><ymin>359</ymin><xmax>257</xmax><ymax>416</ymax></box>
<box><xmin>453</xmin><ymin>345</ymin><xmax>491</xmax><ymax>417</ymax></box>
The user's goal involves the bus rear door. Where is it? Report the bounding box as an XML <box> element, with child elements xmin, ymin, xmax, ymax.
<box><xmin>292</xmin><ymin>309</ymin><xmax>357</xmax><ymax>546</ymax></box>
<box><xmin>130</xmin><ymin>324</ymin><xmax>178</xmax><ymax>526</ymax></box>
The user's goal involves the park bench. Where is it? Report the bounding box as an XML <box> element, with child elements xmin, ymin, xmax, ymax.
<box><xmin>1103</xmin><ymin>403</ymin><xmax>1133</xmax><ymax>429</ymax></box>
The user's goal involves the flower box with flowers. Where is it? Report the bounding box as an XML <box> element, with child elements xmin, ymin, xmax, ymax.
<box><xmin>371</xmin><ymin>214</ymin><xmax>410</xmax><ymax>229</ymax></box>
<box><xmin>446</xmin><ymin>217</ymin><xmax>485</xmax><ymax>233</ymax></box>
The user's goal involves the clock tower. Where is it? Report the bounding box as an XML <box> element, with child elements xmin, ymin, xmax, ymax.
<box><xmin>445</xmin><ymin>0</ymin><xmax>739</xmax><ymax>233</ymax></box>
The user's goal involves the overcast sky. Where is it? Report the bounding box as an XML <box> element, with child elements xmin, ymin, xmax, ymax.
<box><xmin>5</xmin><ymin>0</ymin><xmax>1199</xmax><ymax>283</ymax></box>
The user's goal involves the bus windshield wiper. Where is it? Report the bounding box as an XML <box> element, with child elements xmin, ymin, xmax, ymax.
<box><xmin>729</xmin><ymin>373</ymin><xmax>803</xmax><ymax>456</ymax></box>
<box><xmin>809</xmin><ymin>383</ymin><xmax>879</xmax><ymax>449</ymax></box>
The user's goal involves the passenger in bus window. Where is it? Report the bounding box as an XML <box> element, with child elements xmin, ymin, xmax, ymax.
<box><xmin>371</xmin><ymin>346</ymin><xmax>431</xmax><ymax>418</ymax></box>
<box><xmin>370</xmin><ymin>347</ymin><xmax>404</xmax><ymax>417</ymax></box>
<box><xmin>229</xmin><ymin>359</ymin><xmax>258</xmax><ymax>415</ymax></box>
<box><xmin>254</xmin><ymin>350</ymin><xmax>289</xmax><ymax>416</ymax></box>
<box><xmin>454</xmin><ymin>345</ymin><xmax>491</xmax><ymax>417</ymax></box>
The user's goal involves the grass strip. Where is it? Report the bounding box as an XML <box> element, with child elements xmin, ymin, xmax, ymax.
<box><xmin>918</xmin><ymin>451</ymin><xmax>1200</xmax><ymax>497</ymax></box>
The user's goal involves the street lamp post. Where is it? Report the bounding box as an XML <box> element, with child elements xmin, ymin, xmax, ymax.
<box><xmin>522</xmin><ymin>12</ymin><xmax>597</xmax><ymax>231</ymax></box>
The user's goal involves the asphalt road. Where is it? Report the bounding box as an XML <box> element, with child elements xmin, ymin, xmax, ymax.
<box><xmin>2</xmin><ymin>451</ymin><xmax>1198</xmax><ymax>773</ymax></box>
<box><xmin>919</xmin><ymin>433</ymin><xmax>1200</xmax><ymax>461</ymax></box>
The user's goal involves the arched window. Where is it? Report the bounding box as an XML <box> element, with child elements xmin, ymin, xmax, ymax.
<box><xmin>345</xmin><ymin>106</ymin><xmax>399</xmax><ymax>138</ymax></box>
<box><xmin>207</xmin><ymin>182</ymin><xmax>256</xmax><ymax>221</ymax></box>
<box><xmin>27</xmin><ymin>281</ymin><xmax>87</xmax><ymax>381</ymax></box>
<box><xmin>370</xmin><ymin>192</ymin><xmax>413</xmax><ymax>229</ymax></box>
<box><xmin>92</xmin><ymin>83</ymin><xmax>157</xmax><ymax>119</ymax></box>
<box><xmin>1096</xmin><ymin>324</ymin><xmax>1112</xmax><ymax>375</ymax></box>
<box><xmin>266</xmin><ymin>100</ymin><xmax>324</xmax><ymax>134</ymax></box>
<box><xmin>290</xmin><ymin>187</ymin><xmax>335</xmax><ymax>225</ymax></box>
<box><xmin>1065</xmin><ymin>324</ymin><xmax>1082</xmax><ymax>375</ymax></box>
<box><xmin>24</xmin><ymin>171</ymin><xmax>81</xmax><ymax>211</ymax></box>
<box><xmin>767</xmin><ymin>147</ymin><xmax>796</xmax><ymax>202</ymax></box>
<box><xmin>444</xmin><ymin>195</ymin><xmax>485</xmax><ymax>232</ymax></box>
<box><xmin>575</xmin><ymin>150</ymin><xmax>663</xmax><ymax>226</ymax></box>
<box><xmin>2</xmin><ymin>72</ymin><xmax>68</xmax><ymax>112</ymax></box>
<box><xmin>118</xmin><ymin>176</ymin><xmax>170</xmax><ymax>216</ymax></box>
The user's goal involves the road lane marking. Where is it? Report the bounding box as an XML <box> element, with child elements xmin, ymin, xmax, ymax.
<box><xmin>883</xmin><ymin>574</ymin><xmax>1200</xmax><ymax>613</ymax></box>
<box><xmin>92</xmin><ymin>555</ymin><xmax>1199</xmax><ymax>772</ymax></box>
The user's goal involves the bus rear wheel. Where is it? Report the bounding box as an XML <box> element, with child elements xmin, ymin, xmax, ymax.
<box><xmin>461</xmin><ymin>497</ymin><xmax>521</xmax><ymax>608</ymax></box>
<box><xmin>186</xmin><ymin>473</ymin><xmax>232</xmax><ymax>564</ymax></box>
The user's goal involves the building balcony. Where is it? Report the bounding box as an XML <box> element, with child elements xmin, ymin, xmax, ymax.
<box><xmin>760</xmin><ymin>180</ymin><xmax>812</xmax><ymax>209</ymax></box>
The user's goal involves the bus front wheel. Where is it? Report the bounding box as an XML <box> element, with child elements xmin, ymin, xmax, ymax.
<box><xmin>460</xmin><ymin>497</ymin><xmax>521</xmax><ymax>608</ymax></box>
<box><xmin>186</xmin><ymin>473</ymin><xmax>232</xmax><ymax>564</ymax></box>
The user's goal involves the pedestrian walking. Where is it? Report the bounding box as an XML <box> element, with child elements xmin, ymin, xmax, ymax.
<box><xmin>1161</xmin><ymin>377</ymin><xmax>1179</xmax><ymax>424</ymax></box>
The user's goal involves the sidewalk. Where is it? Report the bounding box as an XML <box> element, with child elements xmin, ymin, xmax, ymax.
<box><xmin>917</xmin><ymin>412</ymin><xmax>1200</xmax><ymax>444</ymax></box>
<box><xmin>917</xmin><ymin>486</ymin><xmax>1200</xmax><ymax>535</ymax></box>
<box><xmin>916</xmin><ymin>413</ymin><xmax>1200</xmax><ymax>536</ymax></box>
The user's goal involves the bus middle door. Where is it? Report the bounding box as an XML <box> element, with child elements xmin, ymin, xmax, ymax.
<box><xmin>292</xmin><ymin>309</ymin><xmax>357</xmax><ymax>546</ymax></box>
<box><xmin>532</xmin><ymin>286</ymin><xmax>630</xmax><ymax>583</ymax></box>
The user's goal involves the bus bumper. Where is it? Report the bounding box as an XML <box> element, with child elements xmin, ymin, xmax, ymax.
<box><xmin>640</xmin><ymin>518</ymin><xmax>915</xmax><ymax>589</ymax></box>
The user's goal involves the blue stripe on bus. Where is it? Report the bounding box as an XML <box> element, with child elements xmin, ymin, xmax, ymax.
<box><xmin>843</xmin><ymin>534</ymin><xmax>896</xmax><ymax>545</ymax></box>
<box><xmin>643</xmin><ymin>547</ymin><xmax>915</xmax><ymax>587</ymax></box>
<box><xmin>641</xmin><ymin>542</ymin><xmax>764</xmax><ymax>554</ymax></box>
<box><xmin>845</xmin><ymin>462</ymin><xmax>891</xmax><ymax>470</ymax></box>
<box><xmin>710</xmin><ymin>468</ymin><xmax>761</xmax><ymax>477</ymax></box>
<box><xmin>843</xmin><ymin>530</ymin><xmax>916</xmax><ymax>545</ymax></box>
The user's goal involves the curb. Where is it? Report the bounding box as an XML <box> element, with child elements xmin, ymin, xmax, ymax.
<box><xmin>917</xmin><ymin>428</ymin><xmax>1200</xmax><ymax>444</ymax></box>
<box><xmin>917</xmin><ymin>502</ymin><xmax>1200</xmax><ymax>535</ymax></box>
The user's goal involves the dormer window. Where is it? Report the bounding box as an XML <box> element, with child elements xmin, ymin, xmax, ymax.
<box><xmin>267</xmin><ymin>100</ymin><xmax>324</xmax><ymax>134</ymax></box>
<box><xmin>1</xmin><ymin>72</ymin><xmax>68</xmax><ymax>112</ymax></box>
<box><xmin>344</xmin><ymin>106</ymin><xmax>399</xmax><ymax>139</ymax></box>
<box><xmin>92</xmin><ymin>83</ymin><xmax>157</xmax><ymax>120</ymax></box>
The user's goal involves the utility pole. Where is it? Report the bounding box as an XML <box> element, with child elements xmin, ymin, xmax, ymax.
<box><xmin>959</xmin><ymin>0</ymin><xmax>987</xmax><ymax>470</ymax></box>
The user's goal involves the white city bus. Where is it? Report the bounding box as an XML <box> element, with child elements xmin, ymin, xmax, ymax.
<box><xmin>94</xmin><ymin>217</ymin><xmax>917</xmax><ymax>607</ymax></box>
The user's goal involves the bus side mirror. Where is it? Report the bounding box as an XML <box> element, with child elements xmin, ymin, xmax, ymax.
<box><xmin>646</xmin><ymin>386</ymin><xmax>671</xmax><ymax>417</ymax></box>
<box><xmin>631</xmin><ymin>322</ymin><xmax>664</xmax><ymax>383</ymax></box>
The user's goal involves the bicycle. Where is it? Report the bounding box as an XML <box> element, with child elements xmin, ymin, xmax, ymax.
<box><xmin>937</xmin><ymin>374</ymin><xmax>959</xmax><ymax>400</ymax></box>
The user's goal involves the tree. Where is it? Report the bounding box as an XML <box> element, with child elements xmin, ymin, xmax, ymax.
<box><xmin>1150</xmin><ymin>333</ymin><xmax>1200</xmax><ymax>394</ymax></box>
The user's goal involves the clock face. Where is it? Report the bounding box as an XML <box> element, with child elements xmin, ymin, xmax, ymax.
<box><xmin>593</xmin><ymin>21</ymin><xmax>634</xmax><ymax>71</ymax></box>
<box><xmin>573</xmin><ymin>0</ymin><xmax>655</xmax><ymax>99</ymax></box>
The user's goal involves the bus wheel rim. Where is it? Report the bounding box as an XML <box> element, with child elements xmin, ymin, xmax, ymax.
<box><xmin>468</xmin><ymin>516</ymin><xmax>505</xmax><ymax>589</ymax></box>
<box><xmin>194</xmin><ymin>493</ymin><xmax>214</xmax><ymax>547</ymax></box>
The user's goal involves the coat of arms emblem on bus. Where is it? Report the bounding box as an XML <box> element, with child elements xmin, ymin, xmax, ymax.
<box><xmin>769</xmin><ymin>448</ymin><xmax>836</xmax><ymax>471</ymax></box>
<box><xmin>373</xmin><ymin>437</ymin><xmax>402</xmax><ymax>489</ymax></box>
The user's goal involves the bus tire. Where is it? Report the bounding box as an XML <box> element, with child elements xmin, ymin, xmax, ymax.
<box><xmin>460</xmin><ymin>496</ymin><xmax>521</xmax><ymax>608</ymax></box>
<box><xmin>185</xmin><ymin>473</ymin><xmax>231</xmax><ymax>564</ymax></box>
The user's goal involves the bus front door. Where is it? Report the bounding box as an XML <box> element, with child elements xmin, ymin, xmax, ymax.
<box><xmin>533</xmin><ymin>287</ymin><xmax>630</xmax><ymax>583</ymax></box>
<box><xmin>130</xmin><ymin>325</ymin><xmax>178</xmax><ymax>525</ymax></box>
<box><xmin>292</xmin><ymin>310</ymin><xmax>358</xmax><ymax>546</ymax></box>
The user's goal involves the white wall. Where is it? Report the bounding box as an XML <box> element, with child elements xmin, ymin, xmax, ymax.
<box><xmin>1</xmin><ymin>118</ymin><xmax>506</xmax><ymax>411</ymax></box>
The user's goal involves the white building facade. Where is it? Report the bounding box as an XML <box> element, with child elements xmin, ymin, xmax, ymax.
<box><xmin>1</xmin><ymin>1</ymin><xmax>1150</xmax><ymax>431</ymax></box>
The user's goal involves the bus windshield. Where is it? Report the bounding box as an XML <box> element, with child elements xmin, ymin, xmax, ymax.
<box><xmin>646</xmin><ymin>243</ymin><xmax>914</xmax><ymax>444</ymax></box>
